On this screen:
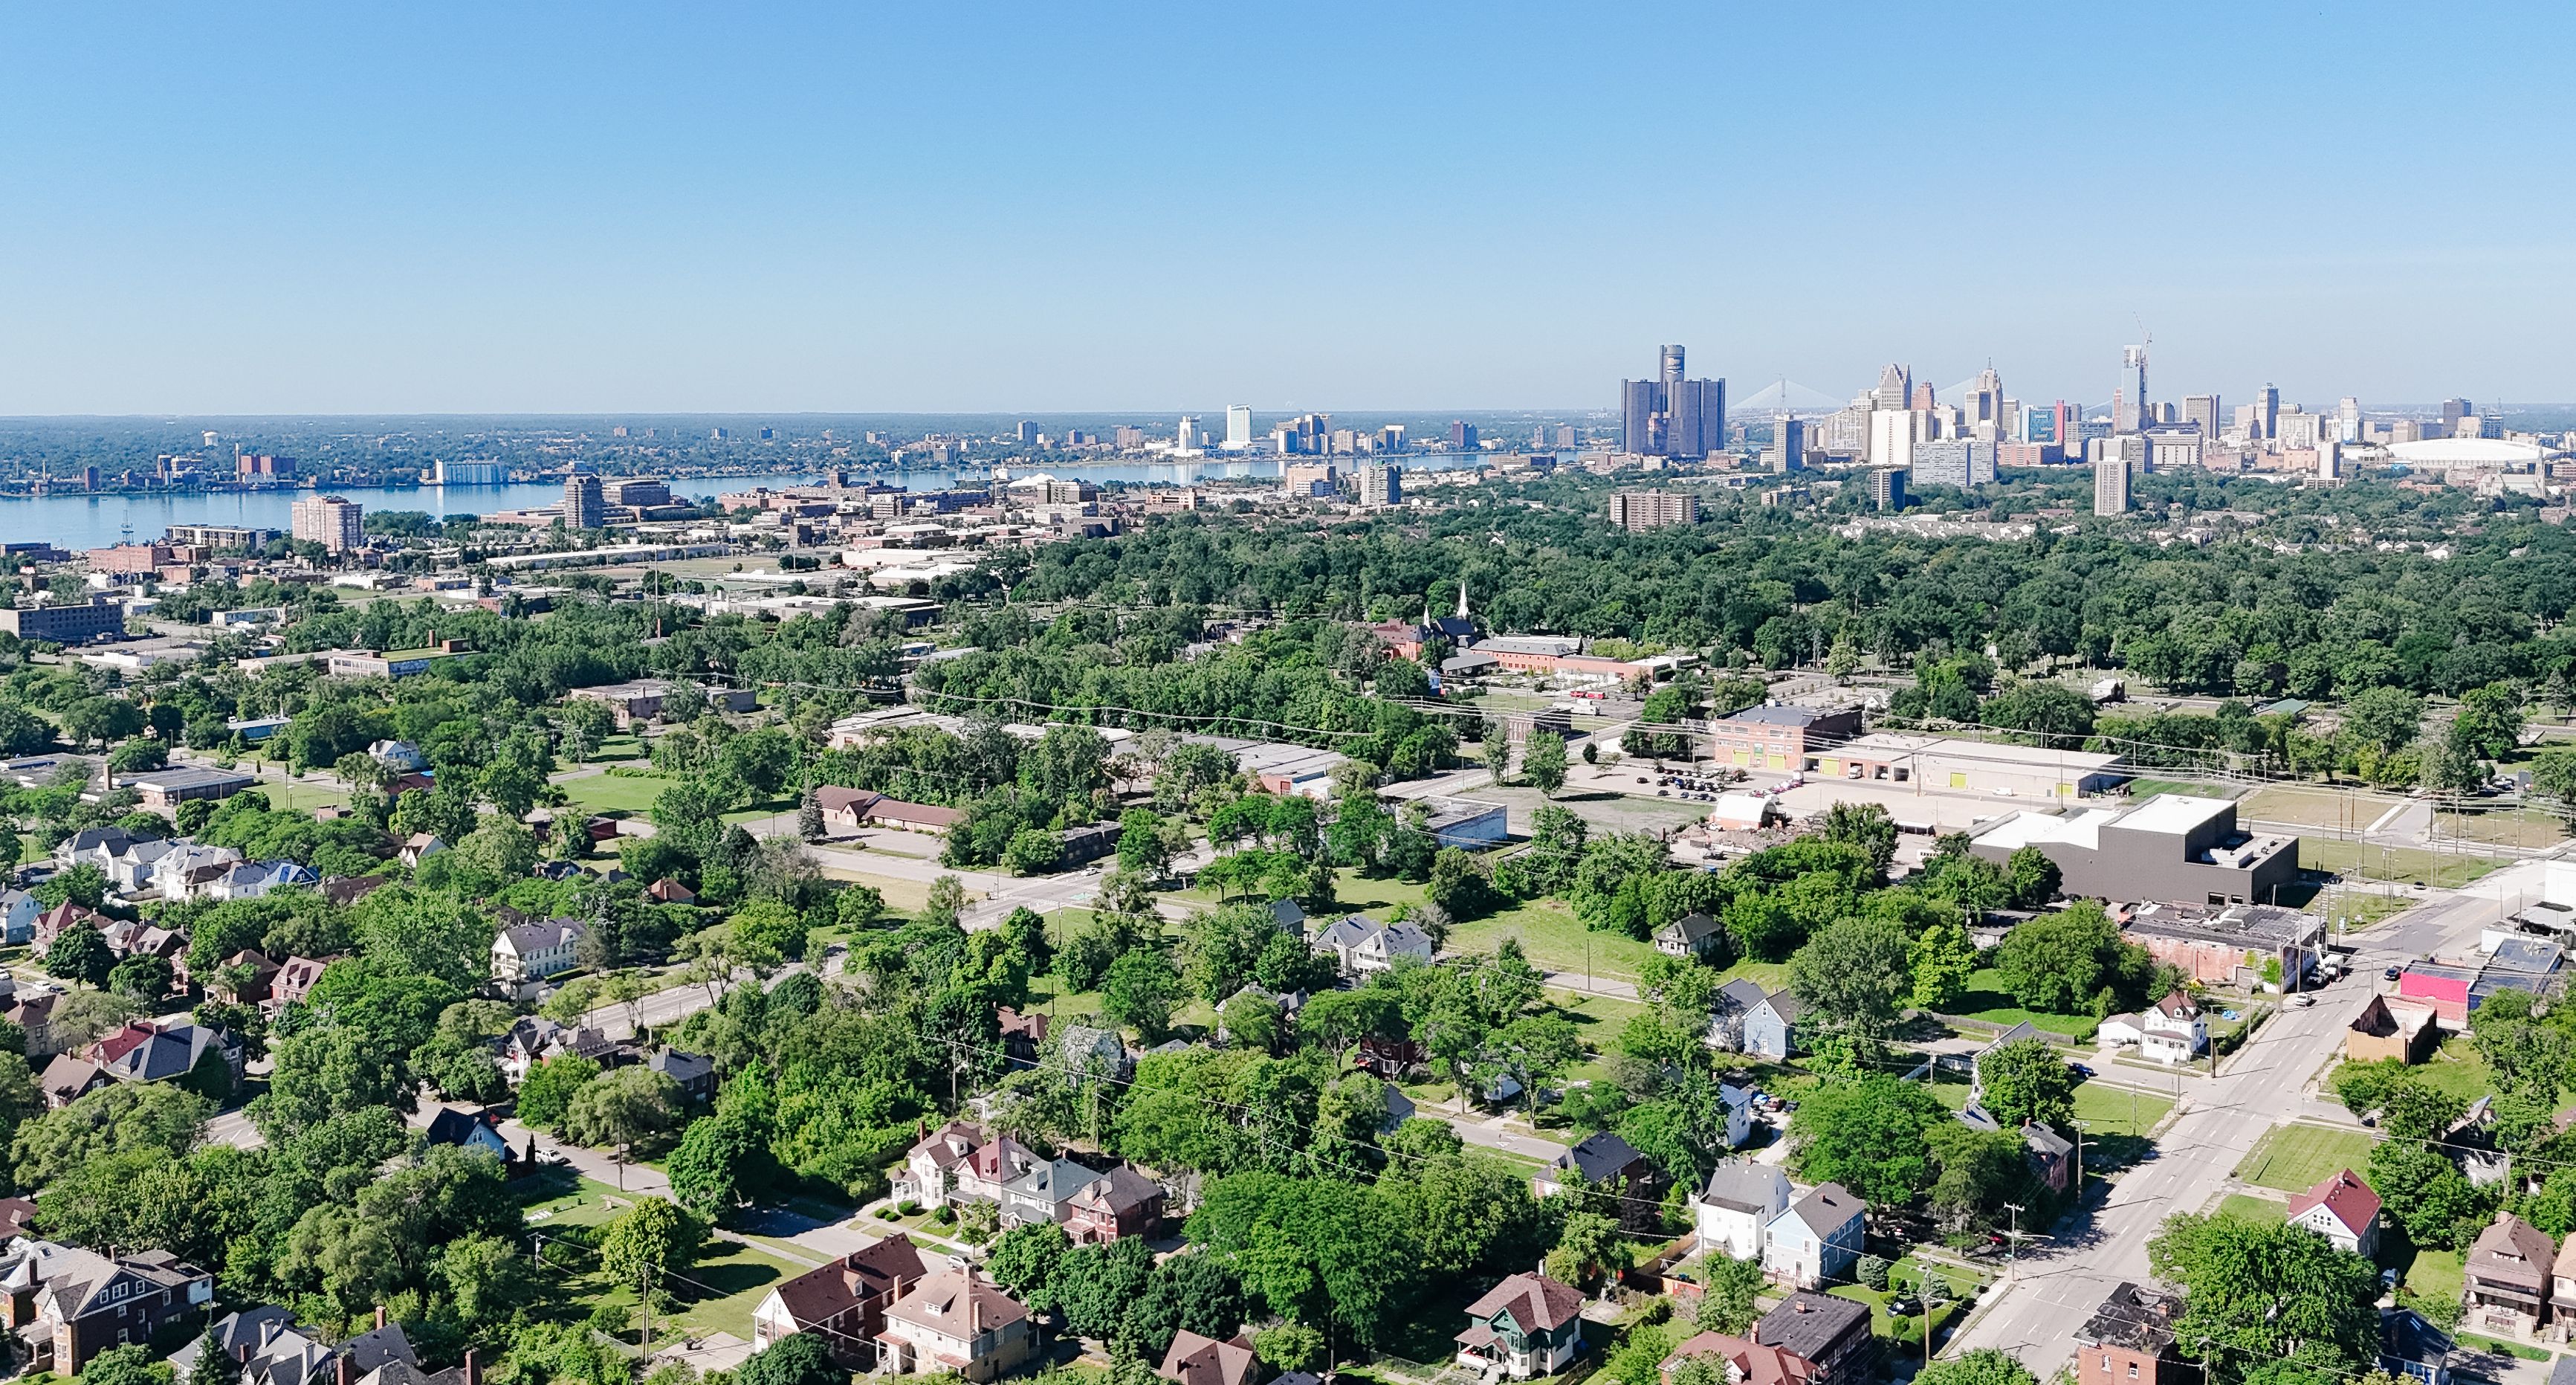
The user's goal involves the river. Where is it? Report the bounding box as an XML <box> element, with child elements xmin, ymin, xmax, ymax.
<box><xmin>0</xmin><ymin>453</ymin><xmax>1490</xmax><ymax>552</ymax></box>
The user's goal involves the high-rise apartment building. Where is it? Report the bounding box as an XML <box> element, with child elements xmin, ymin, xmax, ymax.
<box><xmin>291</xmin><ymin>495</ymin><xmax>364</xmax><ymax>553</ymax></box>
<box><xmin>1869</xmin><ymin>467</ymin><xmax>1906</xmax><ymax>511</ymax></box>
<box><xmin>2336</xmin><ymin>398</ymin><xmax>2362</xmax><ymax>444</ymax></box>
<box><xmin>2441</xmin><ymin>398</ymin><xmax>2470</xmax><ymax>430</ymax></box>
<box><xmin>1356</xmin><ymin>463</ymin><xmax>1403</xmax><ymax>509</ymax></box>
<box><xmin>2093</xmin><ymin>454</ymin><xmax>2130</xmax><ymax>515</ymax></box>
<box><xmin>1606</xmin><ymin>490</ymin><xmax>1699</xmax><ymax>532</ymax></box>
<box><xmin>1553</xmin><ymin>424</ymin><xmax>1579</xmax><ymax>449</ymax></box>
<box><xmin>1912</xmin><ymin>439</ymin><xmax>1996</xmax><ymax>488</ymax></box>
<box><xmin>1015</xmin><ymin>421</ymin><xmax>1038</xmax><ymax>445</ymax></box>
<box><xmin>1769</xmin><ymin>416</ymin><xmax>1806</xmax><ymax>473</ymax></box>
<box><xmin>1224</xmin><ymin>405</ymin><xmax>1252</xmax><ymax>451</ymax></box>
<box><xmin>434</xmin><ymin>459</ymin><xmax>508</xmax><ymax>486</ymax></box>
<box><xmin>1618</xmin><ymin>344</ymin><xmax>1725</xmax><ymax>456</ymax></box>
<box><xmin>1114</xmin><ymin>426</ymin><xmax>1146</xmax><ymax>451</ymax></box>
<box><xmin>1448</xmin><ymin>420</ymin><xmax>1478</xmax><ymax>451</ymax></box>
<box><xmin>1175</xmin><ymin>416</ymin><xmax>1202</xmax><ymax>452</ymax></box>
<box><xmin>1868</xmin><ymin>409</ymin><xmax>1920</xmax><ymax>470</ymax></box>
<box><xmin>563</xmin><ymin>475</ymin><xmax>605</xmax><ymax>529</ymax></box>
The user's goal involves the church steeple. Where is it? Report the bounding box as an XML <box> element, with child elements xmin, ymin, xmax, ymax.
<box><xmin>1456</xmin><ymin>579</ymin><xmax>1469</xmax><ymax>622</ymax></box>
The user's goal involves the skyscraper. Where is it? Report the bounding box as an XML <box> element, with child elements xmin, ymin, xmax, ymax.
<box><xmin>291</xmin><ymin>495</ymin><xmax>364</xmax><ymax>553</ymax></box>
<box><xmin>1968</xmin><ymin>367</ymin><xmax>2005</xmax><ymax>441</ymax></box>
<box><xmin>2181</xmin><ymin>395</ymin><xmax>2221</xmax><ymax>439</ymax></box>
<box><xmin>1224</xmin><ymin>405</ymin><xmax>1252</xmax><ymax>451</ymax></box>
<box><xmin>2256</xmin><ymin>384</ymin><xmax>2280</xmax><ymax>441</ymax></box>
<box><xmin>1872</xmin><ymin>364</ymin><xmax>1911</xmax><ymax>413</ymax></box>
<box><xmin>1618</xmin><ymin>344</ymin><xmax>1726</xmax><ymax>456</ymax></box>
<box><xmin>563</xmin><ymin>475</ymin><xmax>604</xmax><ymax>529</ymax></box>
<box><xmin>1447</xmin><ymin>420</ymin><xmax>1478</xmax><ymax>451</ymax></box>
<box><xmin>1015</xmin><ymin>420</ymin><xmax>1038</xmax><ymax>445</ymax></box>
<box><xmin>1869</xmin><ymin>467</ymin><xmax>1906</xmax><ymax>511</ymax></box>
<box><xmin>2336</xmin><ymin>397</ymin><xmax>2362</xmax><ymax>444</ymax></box>
<box><xmin>1357</xmin><ymin>463</ymin><xmax>1403</xmax><ymax>509</ymax></box>
<box><xmin>1176</xmin><ymin>416</ymin><xmax>1201</xmax><ymax>452</ymax></box>
<box><xmin>1769</xmin><ymin>416</ymin><xmax>1805</xmax><ymax>473</ymax></box>
<box><xmin>2114</xmin><ymin>344</ymin><xmax>2149</xmax><ymax>433</ymax></box>
<box><xmin>2441</xmin><ymin>398</ymin><xmax>2470</xmax><ymax>430</ymax></box>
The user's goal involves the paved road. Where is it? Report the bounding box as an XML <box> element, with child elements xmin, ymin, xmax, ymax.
<box><xmin>1948</xmin><ymin>860</ymin><xmax>2551</xmax><ymax>1375</ymax></box>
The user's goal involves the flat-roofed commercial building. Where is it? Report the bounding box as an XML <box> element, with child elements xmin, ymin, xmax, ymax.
<box><xmin>1826</xmin><ymin>731</ymin><xmax>2128</xmax><ymax>799</ymax></box>
<box><xmin>1967</xmin><ymin>792</ymin><xmax>2300</xmax><ymax>906</ymax></box>
<box><xmin>1703</xmin><ymin>706</ymin><xmax>1864</xmax><ymax>774</ymax></box>
<box><xmin>0</xmin><ymin>599</ymin><xmax>126</xmax><ymax>645</ymax></box>
<box><xmin>2118</xmin><ymin>900</ymin><xmax>2326</xmax><ymax>987</ymax></box>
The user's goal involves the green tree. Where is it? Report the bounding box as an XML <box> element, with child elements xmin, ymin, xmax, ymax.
<box><xmin>733</xmin><ymin>1333</ymin><xmax>838</xmax><ymax>1385</ymax></box>
<box><xmin>517</xmin><ymin>1054</ymin><xmax>601</xmax><ymax>1128</ymax></box>
<box><xmin>988</xmin><ymin>1221</ymin><xmax>1072</xmax><ymax>1307</ymax></box>
<box><xmin>1908</xmin><ymin>914</ymin><xmax>1977</xmax><ymax>1010</ymax></box>
<box><xmin>668</xmin><ymin>1114</ymin><xmax>771</xmax><ymax>1218</ymax></box>
<box><xmin>1785</xmin><ymin>917</ymin><xmax>1913</xmax><ymax>1049</ymax></box>
<box><xmin>44</xmin><ymin>921</ymin><xmax>114</xmax><ymax>987</ymax></box>
<box><xmin>1820</xmin><ymin>801</ymin><xmax>1899</xmax><ymax>883</ymax></box>
<box><xmin>2342</xmin><ymin>687</ymin><xmax>2424</xmax><ymax>757</ymax></box>
<box><xmin>560</xmin><ymin>1065</ymin><xmax>684</xmax><ymax>1154</ymax></box>
<box><xmin>2535</xmin><ymin>746</ymin><xmax>2576</xmax><ymax>827</ymax></box>
<box><xmin>2004</xmin><ymin>846</ymin><xmax>2061</xmax><ymax>908</ymax></box>
<box><xmin>1695</xmin><ymin>1254</ymin><xmax>1767</xmax><ymax>1334</ymax></box>
<box><xmin>1785</xmin><ymin>1074</ymin><xmax>1945</xmax><ymax>1207</ymax></box>
<box><xmin>1990</xmin><ymin>901</ymin><xmax>2128</xmax><ymax>1013</ymax></box>
<box><xmin>1104</xmin><ymin>949</ymin><xmax>1183</xmax><ymax>1042</ymax></box>
<box><xmin>1915</xmin><ymin>1349</ymin><xmax>2039</xmax><ymax>1385</ymax></box>
<box><xmin>2146</xmin><ymin>1211</ymin><xmax>2381</xmax><ymax>1370</ymax></box>
<box><xmin>2454</xmin><ymin>682</ymin><xmax>2526</xmax><ymax>761</ymax></box>
<box><xmin>1523</xmin><ymin>732</ymin><xmax>1568</xmax><ymax>796</ymax></box>
<box><xmin>601</xmin><ymin>1197</ymin><xmax>705</xmax><ymax>1288</ymax></box>
<box><xmin>436</xmin><ymin>1233</ymin><xmax>538</xmax><ymax>1340</ymax></box>
<box><xmin>80</xmin><ymin>1345</ymin><xmax>165</xmax><ymax>1385</ymax></box>
<box><xmin>1975</xmin><ymin>1038</ymin><xmax>2081</xmax><ymax>1129</ymax></box>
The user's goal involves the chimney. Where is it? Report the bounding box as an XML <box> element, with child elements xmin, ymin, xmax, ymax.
<box><xmin>374</xmin><ymin>1306</ymin><xmax>386</xmax><ymax>1331</ymax></box>
<box><xmin>262</xmin><ymin>1320</ymin><xmax>281</xmax><ymax>1348</ymax></box>
<box><xmin>463</xmin><ymin>1351</ymin><xmax>479</xmax><ymax>1385</ymax></box>
<box><xmin>338</xmin><ymin>1355</ymin><xmax>354</xmax><ymax>1385</ymax></box>
<box><xmin>237</xmin><ymin>1346</ymin><xmax>251</xmax><ymax>1365</ymax></box>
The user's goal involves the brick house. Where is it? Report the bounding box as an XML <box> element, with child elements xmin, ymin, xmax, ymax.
<box><xmin>0</xmin><ymin>1241</ymin><xmax>215</xmax><ymax>1375</ymax></box>
<box><xmin>751</xmin><ymin>1236</ymin><xmax>929</xmax><ymax>1368</ymax></box>
<box><xmin>2075</xmin><ymin>1282</ymin><xmax>2195</xmax><ymax>1385</ymax></box>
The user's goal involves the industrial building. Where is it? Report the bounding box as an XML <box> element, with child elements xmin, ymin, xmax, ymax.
<box><xmin>1966</xmin><ymin>793</ymin><xmax>2300</xmax><ymax>907</ymax></box>
<box><xmin>2117</xmin><ymin>900</ymin><xmax>2326</xmax><ymax>988</ymax></box>
<box><xmin>1703</xmin><ymin>706</ymin><xmax>1864</xmax><ymax>774</ymax></box>
<box><xmin>1822</xmin><ymin>732</ymin><xmax>2126</xmax><ymax>799</ymax></box>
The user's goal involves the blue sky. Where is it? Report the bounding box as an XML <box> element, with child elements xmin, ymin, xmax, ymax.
<box><xmin>4</xmin><ymin>3</ymin><xmax>2570</xmax><ymax>414</ymax></box>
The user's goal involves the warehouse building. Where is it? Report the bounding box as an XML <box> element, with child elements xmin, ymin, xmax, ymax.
<box><xmin>1824</xmin><ymin>732</ymin><xmax>2127</xmax><ymax>800</ymax></box>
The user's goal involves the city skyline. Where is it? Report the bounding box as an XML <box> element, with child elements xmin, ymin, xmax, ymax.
<box><xmin>5</xmin><ymin>3</ymin><xmax>2573</xmax><ymax>415</ymax></box>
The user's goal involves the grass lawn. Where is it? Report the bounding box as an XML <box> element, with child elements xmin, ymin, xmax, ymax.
<box><xmin>589</xmin><ymin>734</ymin><xmax>649</xmax><ymax>763</ymax></box>
<box><xmin>2400</xmin><ymin>1247</ymin><xmax>2465</xmax><ymax>1303</ymax></box>
<box><xmin>2311</xmin><ymin>889</ymin><xmax>2419</xmax><ymax>931</ymax></box>
<box><xmin>817</xmin><ymin>865</ymin><xmax>935</xmax><ymax>914</ymax></box>
<box><xmin>2072</xmin><ymin>1080</ymin><xmax>2175</xmax><ymax>1138</ymax></box>
<box><xmin>2457</xmin><ymin>1332</ymin><xmax>2554</xmax><ymax>1362</ymax></box>
<box><xmin>2450</xmin><ymin>807</ymin><xmax>2571</xmax><ymax>850</ymax></box>
<box><xmin>719</xmin><ymin>795</ymin><xmax>797</xmax><ymax>826</ymax></box>
<box><xmin>557</xmin><ymin>770</ymin><xmax>676</xmax><ymax>815</ymax></box>
<box><xmin>2127</xmin><ymin>778</ymin><xmax>2235</xmax><ymax>799</ymax></box>
<box><xmin>2240</xmin><ymin>787</ymin><xmax>2383</xmax><ymax>831</ymax></box>
<box><xmin>2412</xmin><ymin>1038</ymin><xmax>2498</xmax><ymax>1104</ymax></box>
<box><xmin>1944</xmin><ymin>969</ymin><xmax>2100</xmax><ymax>1042</ymax></box>
<box><xmin>2216</xmin><ymin>1192</ymin><xmax>2286</xmax><ymax>1223</ymax></box>
<box><xmin>1827</xmin><ymin>1257</ymin><xmax>1970</xmax><ymax>1347</ymax></box>
<box><xmin>2234</xmin><ymin>1121</ymin><xmax>2379</xmax><ymax>1192</ymax></box>
<box><xmin>262</xmin><ymin>775</ymin><xmax>351</xmax><ymax>813</ymax></box>
<box><xmin>2298</xmin><ymin>836</ymin><xmax>2507</xmax><ymax>890</ymax></box>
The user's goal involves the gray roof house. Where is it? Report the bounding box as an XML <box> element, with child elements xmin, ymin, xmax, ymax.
<box><xmin>1743</xmin><ymin>989</ymin><xmax>1806</xmax><ymax>1059</ymax></box>
<box><xmin>1703</xmin><ymin>977</ymin><xmax>1771</xmax><ymax>1052</ymax></box>
<box><xmin>1655</xmin><ymin>912</ymin><xmax>1725</xmax><ymax>959</ymax></box>
<box><xmin>1695</xmin><ymin>1162</ymin><xmax>1791</xmax><ymax>1260</ymax></box>
<box><xmin>1763</xmin><ymin>1183</ymin><xmax>1865</xmax><ymax>1288</ymax></box>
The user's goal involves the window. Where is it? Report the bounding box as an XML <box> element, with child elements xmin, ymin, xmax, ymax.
<box><xmin>2127</xmin><ymin>1366</ymin><xmax>2138</xmax><ymax>1380</ymax></box>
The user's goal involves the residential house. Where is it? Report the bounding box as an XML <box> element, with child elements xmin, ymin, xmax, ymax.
<box><xmin>1660</xmin><ymin>1330</ymin><xmax>1816</xmax><ymax>1385</ymax></box>
<box><xmin>206</xmin><ymin>859</ymin><xmax>317</xmax><ymax>902</ymax></box>
<box><xmin>1744</xmin><ymin>990</ymin><xmax>1806</xmax><ymax>1060</ymax></box>
<box><xmin>896</xmin><ymin>1120</ymin><xmax>986</xmax><ymax>1207</ymax></box>
<box><xmin>2074</xmin><ymin>1283</ymin><xmax>2192</xmax><ymax>1385</ymax></box>
<box><xmin>1000</xmin><ymin>1157</ymin><xmax>1098</xmax><ymax>1230</ymax></box>
<box><xmin>210</xmin><ymin>949</ymin><xmax>283</xmax><ymax>1006</ymax></box>
<box><xmin>6</xmin><ymin>993</ymin><xmax>59</xmax><ymax>1058</ymax></box>
<box><xmin>271</xmin><ymin>955</ymin><xmax>334</xmax><ymax>1013</ymax></box>
<box><xmin>1696</xmin><ymin>1163</ymin><xmax>1791</xmax><ymax>1262</ymax></box>
<box><xmin>89</xmin><ymin>1018</ymin><xmax>243</xmax><ymax>1090</ymax></box>
<box><xmin>1748</xmin><ymin>1293</ymin><xmax>1874</xmax><ymax>1384</ymax></box>
<box><xmin>1954</xmin><ymin>1106</ymin><xmax>2074</xmax><ymax>1193</ymax></box>
<box><xmin>495</xmin><ymin>1016</ymin><xmax>616</xmax><ymax>1084</ymax></box>
<box><xmin>491</xmin><ymin>916</ymin><xmax>587</xmax><ymax>984</ymax></box>
<box><xmin>2556</xmin><ymin>1236</ymin><xmax>2576</xmax><ymax>1346</ymax></box>
<box><xmin>421</xmin><ymin>1105</ymin><xmax>518</xmax><ymax>1164</ymax></box>
<box><xmin>1453</xmin><ymin>1271</ymin><xmax>1587</xmax><ymax>1380</ymax></box>
<box><xmin>0</xmin><ymin>890</ymin><xmax>35</xmax><ymax>946</ymax></box>
<box><xmin>31</xmin><ymin>902</ymin><xmax>103</xmax><ymax>957</ymax></box>
<box><xmin>97</xmin><ymin>836</ymin><xmax>178</xmax><ymax>894</ymax></box>
<box><xmin>399</xmin><ymin>834</ymin><xmax>447</xmax><ymax>869</ymax></box>
<box><xmin>369</xmin><ymin>740</ymin><xmax>428</xmax><ymax>772</ymax></box>
<box><xmin>38</xmin><ymin>1055</ymin><xmax>113</xmax><ymax>1108</ymax></box>
<box><xmin>0</xmin><ymin>1240</ymin><xmax>216</xmax><ymax>1375</ymax></box>
<box><xmin>1313</xmin><ymin>916</ymin><xmax>1434</xmax><ymax>977</ymax></box>
<box><xmin>875</xmin><ymin>1269</ymin><xmax>1036</xmax><ymax>1381</ymax></box>
<box><xmin>1266</xmin><ymin>899</ymin><xmax>1306</xmax><ymax>934</ymax></box>
<box><xmin>751</xmin><ymin>1236</ymin><xmax>930</xmax><ymax>1368</ymax></box>
<box><xmin>2349</xmin><ymin>995</ymin><xmax>2441</xmax><ymax>1065</ymax></box>
<box><xmin>1064</xmin><ymin>1164</ymin><xmax>1165</xmax><ymax>1243</ymax></box>
<box><xmin>1159</xmin><ymin>1330</ymin><xmax>1261</xmax><ymax>1385</ymax></box>
<box><xmin>648</xmin><ymin>1047</ymin><xmax>718</xmax><ymax>1103</ymax></box>
<box><xmin>2465</xmin><ymin>1212</ymin><xmax>2554</xmax><ymax>1337</ymax></box>
<box><xmin>1716</xmin><ymin>1079</ymin><xmax>1757</xmax><ymax>1149</ymax></box>
<box><xmin>56</xmin><ymin>825</ymin><xmax>148</xmax><ymax>872</ymax></box>
<box><xmin>2288</xmin><ymin>1169</ymin><xmax>2382</xmax><ymax>1257</ymax></box>
<box><xmin>1764</xmin><ymin>1184</ymin><xmax>1865</xmax><ymax>1288</ymax></box>
<box><xmin>1656</xmin><ymin>911</ymin><xmax>1725</xmax><ymax>961</ymax></box>
<box><xmin>645</xmin><ymin>878</ymin><xmax>698</xmax><ymax>905</ymax></box>
<box><xmin>166</xmin><ymin>1308</ymin><xmax>438</xmax><ymax>1385</ymax></box>
<box><xmin>2379</xmin><ymin>1306</ymin><xmax>2454</xmax><ymax>1385</ymax></box>
<box><xmin>996</xmin><ymin>1009</ymin><xmax>1048</xmax><ymax>1068</ymax></box>
<box><xmin>320</xmin><ymin>875</ymin><xmax>391</xmax><ymax>909</ymax></box>
<box><xmin>2140</xmin><ymin>992</ymin><xmax>2207</xmax><ymax>1065</ymax></box>
<box><xmin>1534</xmin><ymin>1131</ymin><xmax>1669</xmax><ymax>1230</ymax></box>
<box><xmin>1052</xmin><ymin>1024</ymin><xmax>1130</xmax><ymax>1085</ymax></box>
<box><xmin>1703</xmin><ymin>978</ymin><xmax>1770</xmax><ymax>1052</ymax></box>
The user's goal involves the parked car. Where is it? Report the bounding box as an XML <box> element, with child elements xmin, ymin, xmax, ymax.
<box><xmin>2383</xmin><ymin>965</ymin><xmax>2402</xmax><ymax>981</ymax></box>
<box><xmin>2067</xmin><ymin>1062</ymin><xmax>2095</xmax><ymax>1078</ymax></box>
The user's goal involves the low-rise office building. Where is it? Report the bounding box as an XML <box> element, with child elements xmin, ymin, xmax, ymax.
<box><xmin>0</xmin><ymin>599</ymin><xmax>127</xmax><ymax>644</ymax></box>
<box><xmin>123</xmin><ymin>766</ymin><xmax>258</xmax><ymax>809</ymax></box>
<box><xmin>1705</xmin><ymin>706</ymin><xmax>1863</xmax><ymax>775</ymax></box>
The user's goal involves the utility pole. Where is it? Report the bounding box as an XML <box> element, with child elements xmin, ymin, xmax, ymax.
<box><xmin>640</xmin><ymin>1263</ymin><xmax>653</xmax><ymax>1355</ymax></box>
<box><xmin>2004</xmin><ymin>1203</ymin><xmax>2024</xmax><ymax>1265</ymax></box>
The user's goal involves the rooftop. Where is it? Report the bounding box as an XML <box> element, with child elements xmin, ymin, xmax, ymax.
<box><xmin>2113</xmin><ymin>794</ymin><xmax>2236</xmax><ymax>836</ymax></box>
<box><xmin>2123</xmin><ymin>901</ymin><xmax>2323</xmax><ymax>949</ymax></box>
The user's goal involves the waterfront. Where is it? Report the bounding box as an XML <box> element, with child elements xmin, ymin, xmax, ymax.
<box><xmin>0</xmin><ymin>453</ymin><xmax>1489</xmax><ymax>552</ymax></box>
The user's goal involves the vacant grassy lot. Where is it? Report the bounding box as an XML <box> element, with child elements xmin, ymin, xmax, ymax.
<box><xmin>2241</xmin><ymin>787</ymin><xmax>2386</xmax><ymax>831</ymax></box>
<box><xmin>2216</xmin><ymin>1192</ymin><xmax>2285</xmax><ymax>1223</ymax></box>
<box><xmin>2073</xmin><ymin>1080</ymin><xmax>2174</xmax><ymax>1138</ymax></box>
<box><xmin>524</xmin><ymin>1175</ymin><xmax>806</xmax><ymax>1343</ymax></box>
<box><xmin>2234</xmin><ymin>1121</ymin><xmax>2378</xmax><ymax>1192</ymax></box>
<box><xmin>1944</xmin><ymin>970</ymin><xmax>2098</xmax><ymax>1042</ymax></box>
<box><xmin>556</xmin><ymin>769</ymin><xmax>676</xmax><ymax>815</ymax></box>
<box><xmin>2299</xmin><ymin>836</ymin><xmax>2505</xmax><ymax>890</ymax></box>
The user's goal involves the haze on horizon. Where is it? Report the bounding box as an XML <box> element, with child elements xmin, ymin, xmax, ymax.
<box><xmin>4</xmin><ymin>2</ymin><xmax>2571</xmax><ymax>417</ymax></box>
